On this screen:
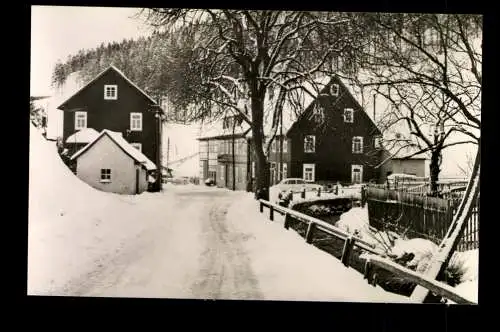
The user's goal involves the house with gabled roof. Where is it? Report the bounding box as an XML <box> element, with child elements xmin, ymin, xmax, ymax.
<box><xmin>198</xmin><ymin>74</ymin><xmax>387</xmax><ymax>191</ymax></box>
<box><xmin>57</xmin><ymin>65</ymin><xmax>166</xmax><ymax>190</ymax></box>
<box><xmin>70</xmin><ymin>129</ymin><xmax>156</xmax><ymax>195</ymax></box>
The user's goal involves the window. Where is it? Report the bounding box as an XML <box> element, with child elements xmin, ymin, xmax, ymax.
<box><xmin>252</xmin><ymin>161</ymin><xmax>256</xmax><ymax>178</ymax></box>
<box><xmin>100</xmin><ymin>168</ymin><xmax>111</xmax><ymax>182</ymax></box>
<box><xmin>131</xmin><ymin>143</ymin><xmax>142</xmax><ymax>151</ymax></box>
<box><xmin>74</xmin><ymin>111</ymin><xmax>87</xmax><ymax>130</ymax></box>
<box><xmin>208</xmin><ymin>170</ymin><xmax>217</xmax><ymax>181</ymax></box>
<box><xmin>304</xmin><ymin>135</ymin><xmax>316</xmax><ymax>153</ymax></box>
<box><xmin>104</xmin><ymin>85</ymin><xmax>118</xmax><ymax>100</ymax></box>
<box><xmin>374</xmin><ymin>136</ymin><xmax>382</xmax><ymax>149</ymax></box>
<box><xmin>313</xmin><ymin>103</ymin><xmax>322</xmax><ymax>117</ymax></box>
<box><xmin>303</xmin><ymin>163</ymin><xmax>315</xmax><ymax>182</ymax></box>
<box><xmin>130</xmin><ymin>113</ymin><xmax>143</xmax><ymax>131</ymax></box>
<box><xmin>271</xmin><ymin>140</ymin><xmax>276</xmax><ymax>153</ymax></box>
<box><xmin>352</xmin><ymin>136</ymin><xmax>364</xmax><ymax>154</ymax></box>
<box><xmin>351</xmin><ymin>165</ymin><xmax>363</xmax><ymax>184</ymax></box>
<box><xmin>283</xmin><ymin>139</ymin><xmax>288</xmax><ymax>153</ymax></box>
<box><xmin>283</xmin><ymin>163</ymin><xmax>288</xmax><ymax>179</ymax></box>
<box><xmin>344</xmin><ymin>108</ymin><xmax>354</xmax><ymax>123</ymax></box>
<box><xmin>330</xmin><ymin>83</ymin><xmax>339</xmax><ymax>96</ymax></box>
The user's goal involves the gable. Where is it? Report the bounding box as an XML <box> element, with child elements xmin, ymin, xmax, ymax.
<box><xmin>57</xmin><ymin>66</ymin><xmax>164</xmax><ymax>114</ymax></box>
<box><xmin>287</xmin><ymin>76</ymin><xmax>381</xmax><ymax>137</ymax></box>
<box><xmin>77</xmin><ymin>132</ymin><xmax>135</xmax><ymax>170</ymax></box>
<box><xmin>71</xmin><ymin>130</ymin><xmax>156</xmax><ymax>171</ymax></box>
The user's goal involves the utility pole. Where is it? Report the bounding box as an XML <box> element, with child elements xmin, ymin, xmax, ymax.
<box><xmin>373</xmin><ymin>93</ymin><xmax>377</xmax><ymax>123</ymax></box>
<box><xmin>166</xmin><ymin>136</ymin><xmax>170</xmax><ymax>174</ymax></box>
<box><xmin>280</xmin><ymin>109</ymin><xmax>283</xmax><ymax>182</ymax></box>
<box><xmin>155</xmin><ymin>97</ymin><xmax>163</xmax><ymax>192</ymax></box>
<box><xmin>232</xmin><ymin>116</ymin><xmax>236</xmax><ymax>191</ymax></box>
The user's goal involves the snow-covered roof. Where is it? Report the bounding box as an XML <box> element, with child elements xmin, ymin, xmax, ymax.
<box><xmin>385</xmin><ymin>144</ymin><xmax>430</xmax><ymax>160</ymax></box>
<box><xmin>197</xmin><ymin>117</ymin><xmax>251</xmax><ymax>140</ymax></box>
<box><xmin>57</xmin><ymin>65</ymin><xmax>165</xmax><ymax>115</ymax></box>
<box><xmin>70</xmin><ymin>129</ymin><xmax>157</xmax><ymax>171</ymax></box>
<box><xmin>65</xmin><ymin>128</ymin><xmax>100</xmax><ymax>144</ymax></box>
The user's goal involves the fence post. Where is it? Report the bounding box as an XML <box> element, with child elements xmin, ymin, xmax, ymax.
<box><xmin>301</xmin><ymin>188</ymin><xmax>306</xmax><ymax>199</ymax></box>
<box><xmin>260</xmin><ymin>201</ymin><xmax>264</xmax><ymax>213</ymax></box>
<box><xmin>284</xmin><ymin>213</ymin><xmax>290</xmax><ymax>229</ymax></box>
<box><xmin>270</xmin><ymin>205</ymin><xmax>274</xmax><ymax>221</ymax></box>
<box><xmin>361</xmin><ymin>186</ymin><xmax>366</xmax><ymax>207</ymax></box>
<box><xmin>363</xmin><ymin>258</ymin><xmax>373</xmax><ymax>280</ymax></box>
<box><xmin>341</xmin><ymin>236</ymin><xmax>355</xmax><ymax>267</ymax></box>
<box><xmin>305</xmin><ymin>222</ymin><xmax>316</xmax><ymax>243</ymax></box>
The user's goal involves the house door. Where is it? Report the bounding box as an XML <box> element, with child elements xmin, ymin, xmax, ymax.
<box><xmin>202</xmin><ymin>160</ymin><xmax>208</xmax><ymax>179</ymax></box>
<box><xmin>351</xmin><ymin>165</ymin><xmax>363</xmax><ymax>184</ymax></box>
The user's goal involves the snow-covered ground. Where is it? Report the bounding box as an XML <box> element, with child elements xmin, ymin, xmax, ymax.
<box><xmin>33</xmin><ymin>120</ymin><xmax>473</xmax><ymax>302</ymax></box>
<box><xmin>28</xmin><ymin>123</ymin><xmax>179</xmax><ymax>295</ymax></box>
<box><xmin>225</xmin><ymin>192</ymin><xmax>410</xmax><ymax>303</ymax></box>
<box><xmin>335</xmin><ymin>206</ymin><xmax>479</xmax><ymax>303</ymax></box>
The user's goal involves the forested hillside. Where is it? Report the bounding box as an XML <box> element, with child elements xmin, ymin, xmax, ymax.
<box><xmin>51</xmin><ymin>30</ymin><xmax>191</xmax><ymax>123</ymax></box>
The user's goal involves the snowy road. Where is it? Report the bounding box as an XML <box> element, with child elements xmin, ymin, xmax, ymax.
<box><xmin>45</xmin><ymin>187</ymin><xmax>262</xmax><ymax>299</ymax></box>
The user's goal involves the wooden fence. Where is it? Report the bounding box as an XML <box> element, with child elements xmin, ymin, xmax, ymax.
<box><xmin>364</xmin><ymin>187</ymin><xmax>479</xmax><ymax>251</ymax></box>
<box><xmin>258</xmin><ymin>199</ymin><xmax>475</xmax><ymax>304</ymax></box>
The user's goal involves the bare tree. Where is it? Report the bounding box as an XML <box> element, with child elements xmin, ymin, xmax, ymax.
<box><xmin>140</xmin><ymin>8</ymin><xmax>366</xmax><ymax>199</ymax></box>
<box><xmin>456</xmin><ymin>150</ymin><xmax>475</xmax><ymax>178</ymax></box>
<box><xmin>352</xmin><ymin>13</ymin><xmax>481</xmax><ymax>195</ymax></box>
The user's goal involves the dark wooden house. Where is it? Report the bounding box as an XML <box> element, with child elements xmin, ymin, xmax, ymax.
<box><xmin>282</xmin><ymin>75</ymin><xmax>383</xmax><ymax>185</ymax></box>
<box><xmin>199</xmin><ymin>75</ymin><xmax>386</xmax><ymax>191</ymax></box>
<box><xmin>57</xmin><ymin>65</ymin><xmax>166</xmax><ymax>183</ymax></box>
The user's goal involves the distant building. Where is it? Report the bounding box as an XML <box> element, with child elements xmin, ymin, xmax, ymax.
<box><xmin>378</xmin><ymin>146</ymin><xmax>429</xmax><ymax>182</ymax></box>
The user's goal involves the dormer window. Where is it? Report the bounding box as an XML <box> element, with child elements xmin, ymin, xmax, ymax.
<box><xmin>304</xmin><ymin>135</ymin><xmax>316</xmax><ymax>153</ymax></box>
<box><xmin>104</xmin><ymin>85</ymin><xmax>118</xmax><ymax>100</ymax></box>
<box><xmin>313</xmin><ymin>103</ymin><xmax>322</xmax><ymax>117</ymax></box>
<box><xmin>330</xmin><ymin>83</ymin><xmax>339</xmax><ymax>97</ymax></box>
<box><xmin>344</xmin><ymin>108</ymin><xmax>354</xmax><ymax>123</ymax></box>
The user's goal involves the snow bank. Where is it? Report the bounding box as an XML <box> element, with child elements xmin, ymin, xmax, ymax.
<box><xmin>451</xmin><ymin>249</ymin><xmax>479</xmax><ymax>282</ymax></box>
<box><xmin>28</xmin><ymin>123</ymin><xmax>176</xmax><ymax>295</ymax></box>
<box><xmin>449</xmin><ymin>248</ymin><xmax>478</xmax><ymax>303</ymax></box>
<box><xmin>452</xmin><ymin>280</ymin><xmax>478</xmax><ymax>303</ymax></box>
<box><xmin>225</xmin><ymin>192</ymin><xmax>409</xmax><ymax>303</ymax></box>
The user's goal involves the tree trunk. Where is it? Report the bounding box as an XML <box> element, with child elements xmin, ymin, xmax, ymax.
<box><xmin>249</xmin><ymin>84</ymin><xmax>270</xmax><ymax>201</ymax></box>
<box><xmin>429</xmin><ymin>149</ymin><xmax>441</xmax><ymax>197</ymax></box>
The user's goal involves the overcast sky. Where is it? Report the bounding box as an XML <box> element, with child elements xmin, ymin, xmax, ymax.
<box><xmin>30</xmin><ymin>5</ymin><xmax>152</xmax><ymax>95</ymax></box>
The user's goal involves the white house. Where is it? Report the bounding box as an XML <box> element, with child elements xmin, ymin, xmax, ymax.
<box><xmin>70</xmin><ymin>129</ymin><xmax>156</xmax><ymax>195</ymax></box>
